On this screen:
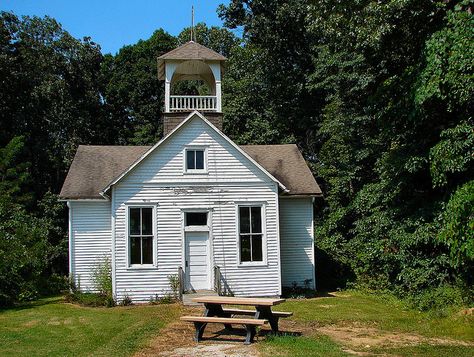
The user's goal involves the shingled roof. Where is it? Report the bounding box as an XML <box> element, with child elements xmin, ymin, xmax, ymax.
<box><xmin>59</xmin><ymin>144</ymin><xmax>321</xmax><ymax>200</ymax></box>
<box><xmin>158</xmin><ymin>41</ymin><xmax>227</xmax><ymax>61</ymax></box>
<box><xmin>157</xmin><ymin>41</ymin><xmax>226</xmax><ymax>80</ymax></box>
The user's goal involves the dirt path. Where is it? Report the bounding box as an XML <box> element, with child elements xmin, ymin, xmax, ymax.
<box><xmin>135</xmin><ymin>306</ymin><xmax>260</xmax><ymax>357</ymax></box>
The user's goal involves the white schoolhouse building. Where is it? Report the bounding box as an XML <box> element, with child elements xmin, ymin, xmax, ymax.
<box><xmin>60</xmin><ymin>41</ymin><xmax>322</xmax><ymax>302</ymax></box>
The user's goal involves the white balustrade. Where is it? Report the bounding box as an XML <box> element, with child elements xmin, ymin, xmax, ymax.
<box><xmin>169</xmin><ymin>95</ymin><xmax>217</xmax><ymax>111</ymax></box>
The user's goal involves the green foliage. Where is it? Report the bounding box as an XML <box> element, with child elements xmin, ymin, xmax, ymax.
<box><xmin>101</xmin><ymin>29</ymin><xmax>176</xmax><ymax>144</ymax></box>
<box><xmin>0</xmin><ymin>196</ymin><xmax>50</xmax><ymax>306</ymax></box>
<box><xmin>430</xmin><ymin>122</ymin><xmax>474</xmax><ymax>187</ymax></box>
<box><xmin>91</xmin><ymin>256</ymin><xmax>114</xmax><ymax>300</ymax></box>
<box><xmin>405</xmin><ymin>284</ymin><xmax>470</xmax><ymax>315</ymax></box>
<box><xmin>220</xmin><ymin>0</ymin><xmax>474</xmax><ymax>307</ymax></box>
<box><xmin>65</xmin><ymin>291</ymin><xmax>115</xmax><ymax>307</ymax></box>
<box><xmin>416</xmin><ymin>9</ymin><xmax>474</xmax><ymax>110</ymax></box>
<box><xmin>167</xmin><ymin>274</ymin><xmax>180</xmax><ymax>300</ymax></box>
<box><xmin>438</xmin><ymin>181</ymin><xmax>474</xmax><ymax>267</ymax></box>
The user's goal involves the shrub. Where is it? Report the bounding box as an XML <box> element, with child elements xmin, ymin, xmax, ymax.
<box><xmin>91</xmin><ymin>256</ymin><xmax>113</xmax><ymax>297</ymax></box>
<box><xmin>149</xmin><ymin>293</ymin><xmax>175</xmax><ymax>305</ymax></box>
<box><xmin>119</xmin><ymin>293</ymin><xmax>133</xmax><ymax>306</ymax></box>
<box><xmin>405</xmin><ymin>285</ymin><xmax>468</xmax><ymax>316</ymax></box>
<box><xmin>167</xmin><ymin>274</ymin><xmax>180</xmax><ymax>300</ymax></box>
<box><xmin>65</xmin><ymin>292</ymin><xmax>115</xmax><ymax>307</ymax></box>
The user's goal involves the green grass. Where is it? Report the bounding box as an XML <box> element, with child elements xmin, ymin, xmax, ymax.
<box><xmin>370</xmin><ymin>344</ymin><xmax>474</xmax><ymax>357</ymax></box>
<box><xmin>0</xmin><ymin>296</ymin><xmax>181</xmax><ymax>357</ymax></box>
<box><xmin>279</xmin><ymin>290</ymin><xmax>474</xmax><ymax>341</ymax></box>
<box><xmin>1</xmin><ymin>292</ymin><xmax>473</xmax><ymax>357</ymax></box>
<box><xmin>260</xmin><ymin>334</ymin><xmax>349</xmax><ymax>357</ymax></box>
<box><xmin>260</xmin><ymin>291</ymin><xmax>474</xmax><ymax>356</ymax></box>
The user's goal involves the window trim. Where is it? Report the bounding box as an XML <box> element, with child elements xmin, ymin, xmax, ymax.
<box><xmin>236</xmin><ymin>203</ymin><xmax>267</xmax><ymax>267</ymax></box>
<box><xmin>126</xmin><ymin>204</ymin><xmax>157</xmax><ymax>269</ymax></box>
<box><xmin>183</xmin><ymin>146</ymin><xmax>208</xmax><ymax>174</ymax></box>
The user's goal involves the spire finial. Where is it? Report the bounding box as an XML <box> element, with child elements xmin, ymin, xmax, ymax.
<box><xmin>191</xmin><ymin>6</ymin><xmax>195</xmax><ymax>42</ymax></box>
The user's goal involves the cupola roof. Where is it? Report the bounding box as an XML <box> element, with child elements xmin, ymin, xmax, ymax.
<box><xmin>157</xmin><ymin>41</ymin><xmax>226</xmax><ymax>80</ymax></box>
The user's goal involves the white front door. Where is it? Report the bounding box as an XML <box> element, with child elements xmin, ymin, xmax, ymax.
<box><xmin>185</xmin><ymin>231</ymin><xmax>210</xmax><ymax>291</ymax></box>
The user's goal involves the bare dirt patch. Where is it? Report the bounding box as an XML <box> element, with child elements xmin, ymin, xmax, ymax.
<box><xmin>135</xmin><ymin>305</ymin><xmax>472</xmax><ymax>357</ymax></box>
<box><xmin>316</xmin><ymin>323</ymin><xmax>474</xmax><ymax>349</ymax></box>
<box><xmin>135</xmin><ymin>306</ymin><xmax>260</xmax><ymax>357</ymax></box>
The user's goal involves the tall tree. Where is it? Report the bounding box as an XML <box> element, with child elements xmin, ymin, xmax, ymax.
<box><xmin>101</xmin><ymin>29</ymin><xmax>176</xmax><ymax>145</ymax></box>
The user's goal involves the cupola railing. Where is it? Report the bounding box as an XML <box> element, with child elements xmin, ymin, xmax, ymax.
<box><xmin>169</xmin><ymin>95</ymin><xmax>217</xmax><ymax>112</ymax></box>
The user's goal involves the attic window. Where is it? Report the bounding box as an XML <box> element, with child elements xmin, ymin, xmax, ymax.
<box><xmin>185</xmin><ymin>148</ymin><xmax>206</xmax><ymax>173</ymax></box>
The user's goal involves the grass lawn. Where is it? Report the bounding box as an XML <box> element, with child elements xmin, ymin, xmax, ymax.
<box><xmin>0</xmin><ymin>297</ymin><xmax>181</xmax><ymax>357</ymax></box>
<box><xmin>1</xmin><ymin>292</ymin><xmax>472</xmax><ymax>356</ymax></box>
<box><xmin>259</xmin><ymin>291</ymin><xmax>474</xmax><ymax>357</ymax></box>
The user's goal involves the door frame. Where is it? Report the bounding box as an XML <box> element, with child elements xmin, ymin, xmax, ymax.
<box><xmin>181</xmin><ymin>208</ymin><xmax>213</xmax><ymax>291</ymax></box>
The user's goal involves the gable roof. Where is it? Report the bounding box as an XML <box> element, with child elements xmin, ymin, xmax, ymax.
<box><xmin>59</xmin><ymin>112</ymin><xmax>322</xmax><ymax>200</ymax></box>
<box><xmin>98</xmin><ymin>111</ymin><xmax>287</xmax><ymax>197</ymax></box>
<box><xmin>59</xmin><ymin>143</ymin><xmax>321</xmax><ymax>200</ymax></box>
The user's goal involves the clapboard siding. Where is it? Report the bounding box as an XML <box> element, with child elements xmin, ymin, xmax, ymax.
<box><xmin>279</xmin><ymin>198</ymin><xmax>315</xmax><ymax>288</ymax></box>
<box><xmin>113</xmin><ymin>117</ymin><xmax>281</xmax><ymax>301</ymax></box>
<box><xmin>70</xmin><ymin>201</ymin><xmax>111</xmax><ymax>291</ymax></box>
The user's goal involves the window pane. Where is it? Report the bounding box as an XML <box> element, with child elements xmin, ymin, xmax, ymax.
<box><xmin>251</xmin><ymin>206</ymin><xmax>262</xmax><ymax>233</ymax></box>
<box><xmin>142</xmin><ymin>237</ymin><xmax>153</xmax><ymax>264</ymax></box>
<box><xmin>129</xmin><ymin>208</ymin><xmax>140</xmax><ymax>235</ymax></box>
<box><xmin>141</xmin><ymin>208</ymin><xmax>153</xmax><ymax>235</ymax></box>
<box><xmin>252</xmin><ymin>235</ymin><xmax>263</xmax><ymax>261</ymax></box>
<box><xmin>195</xmin><ymin>150</ymin><xmax>204</xmax><ymax>169</ymax></box>
<box><xmin>239</xmin><ymin>207</ymin><xmax>250</xmax><ymax>233</ymax></box>
<box><xmin>130</xmin><ymin>237</ymin><xmax>141</xmax><ymax>264</ymax></box>
<box><xmin>240</xmin><ymin>235</ymin><xmax>251</xmax><ymax>262</ymax></box>
<box><xmin>186</xmin><ymin>150</ymin><xmax>195</xmax><ymax>170</ymax></box>
<box><xmin>186</xmin><ymin>212</ymin><xmax>207</xmax><ymax>226</ymax></box>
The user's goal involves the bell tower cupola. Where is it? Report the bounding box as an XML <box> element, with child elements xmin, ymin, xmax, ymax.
<box><xmin>158</xmin><ymin>41</ymin><xmax>226</xmax><ymax>135</ymax></box>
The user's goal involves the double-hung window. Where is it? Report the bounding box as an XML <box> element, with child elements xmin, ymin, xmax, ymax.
<box><xmin>185</xmin><ymin>148</ymin><xmax>206</xmax><ymax>173</ymax></box>
<box><xmin>129</xmin><ymin>207</ymin><xmax>154</xmax><ymax>266</ymax></box>
<box><xmin>238</xmin><ymin>205</ymin><xmax>264</xmax><ymax>263</ymax></box>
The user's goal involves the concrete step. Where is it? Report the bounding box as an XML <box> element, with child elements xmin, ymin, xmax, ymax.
<box><xmin>182</xmin><ymin>289</ymin><xmax>218</xmax><ymax>306</ymax></box>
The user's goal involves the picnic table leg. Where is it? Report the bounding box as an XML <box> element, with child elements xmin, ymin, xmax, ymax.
<box><xmin>193</xmin><ymin>322</ymin><xmax>207</xmax><ymax>342</ymax></box>
<box><xmin>204</xmin><ymin>303</ymin><xmax>233</xmax><ymax>330</ymax></box>
<box><xmin>244</xmin><ymin>324</ymin><xmax>257</xmax><ymax>345</ymax></box>
<box><xmin>255</xmin><ymin>306</ymin><xmax>279</xmax><ymax>333</ymax></box>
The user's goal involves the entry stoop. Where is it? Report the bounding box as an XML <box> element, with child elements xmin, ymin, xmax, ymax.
<box><xmin>182</xmin><ymin>290</ymin><xmax>217</xmax><ymax>306</ymax></box>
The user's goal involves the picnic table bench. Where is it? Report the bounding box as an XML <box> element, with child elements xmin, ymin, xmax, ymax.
<box><xmin>180</xmin><ymin>296</ymin><xmax>293</xmax><ymax>344</ymax></box>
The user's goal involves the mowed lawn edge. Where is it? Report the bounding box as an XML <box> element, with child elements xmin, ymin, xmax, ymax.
<box><xmin>0</xmin><ymin>297</ymin><xmax>182</xmax><ymax>357</ymax></box>
<box><xmin>1</xmin><ymin>292</ymin><xmax>473</xmax><ymax>357</ymax></box>
<box><xmin>259</xmin><ymin>291</ymin><xmax>474</xmax><ymax>357</ymax></box>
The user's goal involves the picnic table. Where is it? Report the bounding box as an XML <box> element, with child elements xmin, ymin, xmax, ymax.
<box><xmin>181</xmin><ymin>296</ymin><xmax>293</xmax><ymax>344</ymax></box>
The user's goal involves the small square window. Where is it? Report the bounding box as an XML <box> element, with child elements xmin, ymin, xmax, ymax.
<box><xmin>186</xmin><ymin>149</ymin><xmax>205</xmax><ymax>171</ymax></box>
<box><xmin>185</xmin><ymin>212</ymin><xmax>208</xmax><ymax>226</ymax></box>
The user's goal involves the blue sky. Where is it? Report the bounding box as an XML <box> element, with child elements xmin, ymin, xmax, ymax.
<box><xmin>1</xmin><ymin>0</ymin><xmax>229</xmax><ymax>54</ymax></box>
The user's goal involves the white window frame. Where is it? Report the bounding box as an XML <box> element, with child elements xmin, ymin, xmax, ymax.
<box><xmin>126</xmin><ymin>205</ymin><xmax>157</xmax><ymax>269</ymax></box>
<box><xmin>183</xmin><ymin>146</ymin><xmax>208</xmax><ymax>174</ymax></box>
<box><xmin>236</xmin><ymin>202</ymin><xmax>267</xmax><ymax>267</ymax></box>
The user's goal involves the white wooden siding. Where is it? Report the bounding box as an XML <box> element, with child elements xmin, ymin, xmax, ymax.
<box><xmin>279</xmin><ymin>198</ymin><xmax>315</xmax><ymax>289</ymax></box>
<box><xmin>113</xmin><ymin>117</ymin><xmax>281</xmax><ymax>301</ymax></box>
<box><xmin>69</xmin><ymin>201</ymin><xmax>111</xmax><ymax>291</ymax></box>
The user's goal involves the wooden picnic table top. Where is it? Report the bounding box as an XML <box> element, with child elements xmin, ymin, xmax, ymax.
<box><xmin>192</xmin><ymin>295</ymin><xmax>286</xmax><ymax>306</ymax></box>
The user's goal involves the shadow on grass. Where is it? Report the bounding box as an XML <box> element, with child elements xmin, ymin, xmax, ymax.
<box><xmin>201</xmin><ymin>327</ymin><xmax>303</xmax><ymax>344</ymax></box>
<box><xmin>0</xmin><ymin>295</ymin><xmax>63</xmax><ymax>313</ymax></box>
